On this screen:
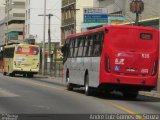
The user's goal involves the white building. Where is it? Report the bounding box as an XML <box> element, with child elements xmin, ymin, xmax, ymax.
<box><xmin>0</xmin><ymin>6</ymin><xmax>5</xmax><ymax>43</ymax></box>
<box><xmin>0</xmin><ymin>0</ymin><xmax>25</xmax><ymax>44</ymax></box>
<box><xmin>61</xmin><ymin>0</ymin><xmax>99</xmax><ymax>44</ymax></box>
<box><xmin>25</xmin><ymin>0</ymin><xmax>61</xmax><ymax>43</ymax></box>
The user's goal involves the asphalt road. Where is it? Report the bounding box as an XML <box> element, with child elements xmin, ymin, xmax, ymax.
<box><xmin>0</xmin><ymin>73</ymin><xmax>160</xmax><ymax>119</ymax></box>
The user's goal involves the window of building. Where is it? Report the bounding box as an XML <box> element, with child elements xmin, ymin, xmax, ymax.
<box><xmin>28</xmin><ymin>9</ymin><xmax>30</xmax><ymax>19</ymax></box>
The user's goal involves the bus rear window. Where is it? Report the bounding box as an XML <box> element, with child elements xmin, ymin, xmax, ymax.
<box><xmin>16</xmin><ymin>46</ymin><xmax>39</xmax><ymax>55</ymax></box>
<box><xmin>140</xmin><ymin>33</ymin><xmax>152</xmax><ymax>40</ymax></box>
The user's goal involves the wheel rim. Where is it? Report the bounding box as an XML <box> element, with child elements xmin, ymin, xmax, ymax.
<box><xmin>85</xmin><ymin>77</ymin><xmax>89</xmax><ymax>93</ymax></box>
<box><xmin>66</xmin><ymin>77</ymin><xmax>69</xmax><ymax>84</ymax></box>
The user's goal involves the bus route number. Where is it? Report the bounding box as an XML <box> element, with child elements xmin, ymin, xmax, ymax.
<box><xmin>141</xmin><ymin>54</ymin><xmax>150</xmax><ymax>58</ymax></box>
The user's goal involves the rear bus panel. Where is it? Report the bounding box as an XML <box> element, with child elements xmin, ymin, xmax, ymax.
<box><xmin>100</xmin><ymin>26</ymin><xmax>159</xmax><ymax>91</ymax></box>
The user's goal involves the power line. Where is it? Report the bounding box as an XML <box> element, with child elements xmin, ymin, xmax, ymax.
<box><xmin>113</xmin><ymin>1</ymin><xmax>136</xmax><ymax>24</ymax></box>
<box><xmin>30</xmin><ymin>8</ymin><xmax>61</xmax><ymax>11</ymax></box>
<box><xmin>51</xmin><ymin>0</ymin><xmax>61</xmax><ymax>8</ymax></box>
<box><xmin>142</xmin><ymin>2</ymin><xmax>159</xmax><ymax>16</ymax></box>
<box><xmin>29</xmin><ymin>23</ymin><xmax>60</xmax><ymax>26</ymax></box>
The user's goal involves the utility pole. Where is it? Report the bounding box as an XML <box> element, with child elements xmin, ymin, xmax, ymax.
<box><xmin>48</xmin><ymin>14</ymin><xmax>53</xmax><ymax>75</ymax></box>
<box><xmin>38</xmin><ymin>0</ymin><xmax>46</xmax><ymax>75</ymax></box>
<box><xmin>130</xmin><ymin>0</ymin><xmax>144</xmax><ymax>26</ymax></box>
<box><xmin>38</xmin><ymin>13</ymin><xmax>53</xmax><ymax>75</ymax></box>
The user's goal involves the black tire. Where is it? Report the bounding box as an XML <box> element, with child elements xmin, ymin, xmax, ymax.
<box><xmin>23</xmin><ymin>73</ymin><xmax>26</xmax><ymax>77</ymax></box>
<box><xmin>123</xmin><ymin>91</ymin><xmax>138</xmax><ymax>99</ymax></box>
<box><xmin>3</xmin><ymin>72</ymin><xmax>6</xmax><ymax>76</ymax></box>
<box><xmin>66</xmin><ymin>77</ymin><xmax>73</xmax><ymax>91</ymax></box>
<box><xmin>30</xmin><ymin>74</ymin><xmax>33</xmax><ymax>78</ymax></box>
<box><xmin>85</xmin><ymin>74</ymin><xmax>92</xmax><ymax>96</ymax></box>
<box><xmin>9</xmin><ymin>72</ymin><xmax>15</xmax><ymax>77</ymax></box>
<box><xmin>3</xmin><ymin>67</ymin><xmax>6</xmax><ymax>76</ymax></box>
<box><xmin>27</xmin><ymin>73</ymin><xmax>33</xmax><ymax>78</ymax></box>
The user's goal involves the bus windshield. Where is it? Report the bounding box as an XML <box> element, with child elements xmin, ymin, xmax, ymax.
<box><xmin>16</xmin><ymin>45</ymin><xmax>39</xmax><ymax>55</ymax></box>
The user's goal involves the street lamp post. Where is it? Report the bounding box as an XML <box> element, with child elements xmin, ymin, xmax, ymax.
<box><xmin>130</xmin><ymin>0</ymin><xmax>144</xmax><ymax>26</ymax></box>
<box><xmin>42</xmin><ymin>0</ymin><xmax>46</xmax><ymax>75</ymax></box>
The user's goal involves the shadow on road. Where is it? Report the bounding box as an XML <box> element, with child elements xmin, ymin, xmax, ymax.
<box><xmin>71</xmin><ymin>89</ymin><xmax>160</xmax><ymax>102</ymax></box>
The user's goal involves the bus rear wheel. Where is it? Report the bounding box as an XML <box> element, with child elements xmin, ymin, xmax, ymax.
<box><xmin>3</xmin><ymin>72</ymin><xmax>6</xmax><ymax>76</ymax></box>
<box><xmin>2</xmin><ymin>67</ymin><xmax>6</xmax><ymax>76</ymax></box>
<box><xmin>9</xmin><ymin>72</ymin><xmax>15</xmax><ymax>77</ymax></box>
<box><xmin>85</xmin><ymin>74</ymin><xmax>92</xmax><ymax>96</ymax></box>
<box><xmin>27</xmin><ymin>73</ymin><xmax>33</xmax><ymax>78</ymax></box>
<box><xmin>123</xmin><ymin>91</ymin><xmax>138</xmax><ymax>99</ymax></box>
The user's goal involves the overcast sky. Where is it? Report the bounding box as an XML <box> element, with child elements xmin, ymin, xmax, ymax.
<box><xmin>0</xmin><ymin>0</ymin><xmax>4</xmax><ymax>5</ymax></box>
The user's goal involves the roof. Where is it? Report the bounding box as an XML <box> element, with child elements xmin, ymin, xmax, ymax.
<box><xmin>66</xmin><ymin>25</ymin><xmax>157</xmax><ymax>39</ymax></box>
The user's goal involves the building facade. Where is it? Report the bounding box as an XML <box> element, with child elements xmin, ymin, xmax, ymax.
<box><xmin>25</xmin><ymin>0</ymin><xmax>61</xmax><ymax>43</ymax></box>
<box><xmin>61</xmin><ymin>0</ymin><xmax>99</xmax><ymax>44</ymax></box>
<box><xmin>5</xmin><ymin>0</ymin><xmax>25</xmax><ymax>43</ymax></box>
<box><xmin>98</xmin><ymin>0</ymin><xmax>159</xmax><ymax>29</ymax></box>
<box><xmin>61</xmin><ymin>0</ymin><xmax>159</xmax><ymax>44</ymax></box>
<box><xmin>0</xmin><ymin>6</ymin><xmax>5</xmax><ymax>44</ymax></box>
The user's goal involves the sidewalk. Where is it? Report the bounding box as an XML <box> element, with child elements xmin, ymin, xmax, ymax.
<box><xmin>35</xmin><ymin>74</ymin><xmax>160</xmax><ymax>98</ymax></box>
<box><xmin>139</xmin><ymin>91</ymin><xmax>160</xmax><ymax>98</ymax></box>
<box><xmin>34</xmin><ymin>74</ymin><xmax>66</xmax><ymax>85</ymax></box>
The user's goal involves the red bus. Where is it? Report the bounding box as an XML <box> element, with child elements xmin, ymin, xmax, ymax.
<box><xmin>62</xmin><ymin>25</ymin><xmax>159</xmax><ymax>98</ymax></box>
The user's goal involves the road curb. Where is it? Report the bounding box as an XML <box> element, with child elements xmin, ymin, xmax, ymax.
<box><xmin>139</xmin><ymin>91</ymin><xmax>160</xmax><ymax>98</ymax></box>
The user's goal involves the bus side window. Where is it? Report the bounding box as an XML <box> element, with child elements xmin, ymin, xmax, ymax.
<box><xmin>82</xmin><ymin>36</ymin><xmax>87</xmax><ymax>57</ymax></box>
<box><xmin>62</xmin><ymin>39</ymin><xmax>68</xmax><ymax>61</ymax></box>
<box><xmin>74</xmin><ymin>38</ymin><xmax>78</xmax><ymax>57</ymax></box>
<box><xmin>0</xmin><ymin>50</ymin><xmax>3</xmax><ymax>60</ymax></box>
<box><xmin>92</xmin><ymin>33</ymin><xmax>104</xmax><ymax>57</ymax></box>
<box><xmin>99</xmin><ymin>32</ymin><xmax>104</xmax><ymax>55</ymax></box>
<box><xmin>63</xmin><ymin>39</ymin><xmax>71</xmax><ymax>62</ymax></box>
<box><xmin>93</xmin><ymin>34</ymin><xmax>100</xmax><ymax>57</ymax></box>
<box><xmin>77</xmin><ymin>37</ymin><xmax>84</xmax><ymax>57</ymax></box>
<box><xmin>3</xmin><ymin>48</ymin><xmax>14</xmax><ymax>58</ymax></box>
<box><xmin>89</xmin><ymin>35</ymin><xmax>94</xmax><ymax>56</ymax></box>
<box><xmin>85</xmin><ymin>36</ymin><xmax>90</xmax><ymax>57</ymax></box>
<box><xmin>69</xmin><ymin>38</ymin><xmax>75</xmax><ymax>58</ymax></box>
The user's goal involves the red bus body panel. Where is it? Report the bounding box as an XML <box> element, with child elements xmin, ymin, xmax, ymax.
<box><xmin>100</xmin><ymin>26</ymin><xmax>159</xmax><ymax>89</ymax></box>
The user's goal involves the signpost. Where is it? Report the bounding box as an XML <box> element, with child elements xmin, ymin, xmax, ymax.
<box><xmin>84</xmin><ymin>8</ymin><xmax>108</xmax><ymax>23</ymax></box>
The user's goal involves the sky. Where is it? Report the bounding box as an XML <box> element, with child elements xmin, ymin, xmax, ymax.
<box><xmin>0</xmin><ymin>0</ymin><xmax>4</xmax><ymax>5</ymax></box>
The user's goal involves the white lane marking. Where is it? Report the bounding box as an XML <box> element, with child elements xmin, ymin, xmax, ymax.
<box><xmin>0</xmin><ymin>88</ymin><xmax>19</xmax><ymax>97</ymax></box>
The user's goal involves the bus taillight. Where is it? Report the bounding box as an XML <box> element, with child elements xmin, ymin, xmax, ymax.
<box><xmin>151</xmin><ymin>58</ymin><xmax>158</xmax><ymax>76</ymax></box>
<box><xmin>105</xmin><ymin>55</ymin><xmax>111</xmax><ymax>73</ymax></box>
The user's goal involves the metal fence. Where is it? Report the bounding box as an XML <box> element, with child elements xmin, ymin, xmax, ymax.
<box><xmin>39</xmin><ymin>60</ymin><xmax>63</xmax><ymax>78</ymax></box>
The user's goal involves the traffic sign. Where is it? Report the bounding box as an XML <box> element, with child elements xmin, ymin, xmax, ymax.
<box><xmin>83</xmin><ymin>8</ymin><xmax>108</xmax><ymax>23</ymax></box>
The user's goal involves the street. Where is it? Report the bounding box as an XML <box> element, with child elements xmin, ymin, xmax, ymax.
<box><xmin>0</xmin><ymin>73</ymin><xmax>160</xmax><ymax>118</ymax></box>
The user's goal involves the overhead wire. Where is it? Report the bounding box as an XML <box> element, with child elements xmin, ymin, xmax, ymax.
<box><xmin>113</xmin><ymin>0</ymin><xmax>136</xmax><ymax>24</ymax></box>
